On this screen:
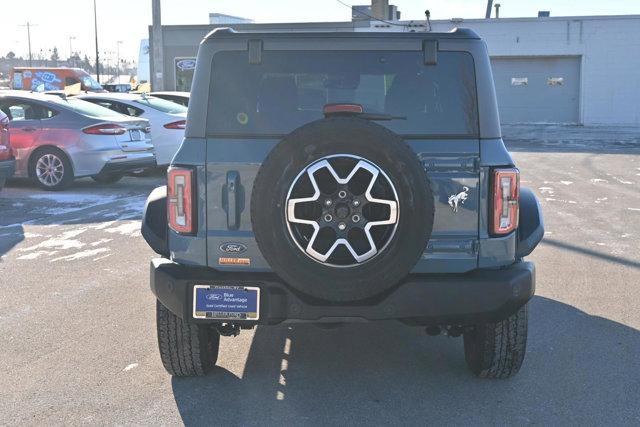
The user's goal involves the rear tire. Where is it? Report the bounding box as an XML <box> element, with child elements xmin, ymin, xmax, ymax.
<box><xmin>463</xmin><ymin>304</ymin><xmax>528</xmax><ymax>379</ymax></box>
<box><xmin>29</xmin><ymin>147</ymin><xmax>73</xmax><ymax>191</ymax></box>
<box><xmin>156</xmin><ymin>300</ymin><xmax>220</xmax><ymax>376</ymax></box>
<box><xmin>91</xmin><ymin>172</ymin><xmax>123</xmax><ymax>184</ymax></box>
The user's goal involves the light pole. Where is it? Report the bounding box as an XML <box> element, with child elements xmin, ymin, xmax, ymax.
<box><xmin>94</xmin><ymin>0</ymin><xmax>100</xmax><ymax>83</ymax></box>
<box><xmin>69</xmin><ymin>36</ymin><xmax>76</xmax><ymax>67</ymax></box>
<box><xmin>116</xmin><ymin>41</ymin><xmax>123</xmax><ymax>83</ymax></box>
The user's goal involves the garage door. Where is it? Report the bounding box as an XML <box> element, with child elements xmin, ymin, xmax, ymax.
<box><xmin>491</xmin><ymin>56</ymin><xmax>581</xmax><ymax>124</ymax></box>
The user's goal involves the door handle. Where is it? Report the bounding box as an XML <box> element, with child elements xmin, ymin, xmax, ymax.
<box><xmin>223</xmin><ymin>171</ymin><xmax>243</xmax><ymax>230</ymax></box>
<box><xmin>22</xmin><ymin>127</ymin><xmax>37</xmax><ymax>132</ymax></box>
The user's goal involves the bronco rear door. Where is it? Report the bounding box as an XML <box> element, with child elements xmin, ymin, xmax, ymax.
<box><xmin>199</xmin><ymin>33</ymin><xmax>481</xmax><ymax>273</ymax></box>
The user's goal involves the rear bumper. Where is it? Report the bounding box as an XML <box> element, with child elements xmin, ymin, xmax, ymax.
<box><xmin>97</xmin><ymin>155</ymin><xmax>157</xmax><ymax>175</ymax></box>
<box><xmin>0</xmin><ymin>158</ymin><xmax>15</xmax><ymax>187</ymax></box>
<box><xmin>150</xmin><ymin>258</ymin><xmax>535</xmax><ymax>326</ymax></box>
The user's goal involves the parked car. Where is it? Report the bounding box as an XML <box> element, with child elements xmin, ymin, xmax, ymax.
<box><xmin>141</xmin><ymin>29</ymin><xmax>544</xmax><ymax>378</ymax></box>
<box><xmin>0</xmin><ymin>91</ymin><xmax>155</xmax><ymax>190</ymax></box>
<box><xmin>149</xmin><ymin>91</ymin><xmax>190</xmax><ymax>107</ymax></box>
<box><xmin>77</xmin><ymin>93</ymin><xmax>187</xmax><ymax>166</ymax></box>
<box><xmin>0</xmin><ymin>110</ymin><xmax>15</xmax><ymax>190</ymax></box>
<box><xmin>103</xmin><ymin>83</ymin><xmax>132</xmax><ymax>93</ymax></box>
<box><xmin>9</xmin><ymin>67</ymin><xmax>104</xmax><ymax>92</ymax></box>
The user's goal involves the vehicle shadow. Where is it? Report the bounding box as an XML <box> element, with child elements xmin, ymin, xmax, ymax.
<box><xmin>503</xmin><ymin>124</ymin><xmax>640</xmax><ymax>155</ymax></box>
<box><xmin>171</xmin><ymin>296</ymin><xmax>640</xmax><ymax>425</ymax></box>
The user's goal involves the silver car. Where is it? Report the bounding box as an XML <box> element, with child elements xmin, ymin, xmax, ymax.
<box><xmin>0</xmin><ymin>91</ymin><xmax>155</xmax><ymax>190</ymax></box>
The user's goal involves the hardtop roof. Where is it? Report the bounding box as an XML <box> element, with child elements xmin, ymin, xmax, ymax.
<box><xmin>202</xmin><ymin>27</ymin><xmax>479</xmax><ymax>43</ymax></box>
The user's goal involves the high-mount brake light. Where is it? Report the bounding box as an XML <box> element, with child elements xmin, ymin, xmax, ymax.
<box><xmin>164</xmin><ymin>120</ymin><xmax>187</xmax><ymax>130</ymax></box>
<box><xmin>323</xmin><ymin>103</ymin><xmax>364</xmax><ymax>115</ymax></box>
<box><xmin>167</xmin><ymin>167</ymin><xmax>195</xmax><ymax>234</ymax></box>
<box><xmin>82</xmin><ymin>123</ymin><xmax>126</xmax><ymax>135</ymax></box>
<box><xmin>492</xmin><ymin>168</ymin><xmax>519</xmax><ymax>235</ymax></box>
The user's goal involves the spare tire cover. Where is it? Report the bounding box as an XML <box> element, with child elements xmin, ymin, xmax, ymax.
<box><xmin>251</xmin><ymin>117</ymin><xmax>434</xmax><ymax>302</ymax></box>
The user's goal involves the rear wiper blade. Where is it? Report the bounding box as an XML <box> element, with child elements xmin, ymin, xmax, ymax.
<box><xmin>356</xmin><ymin>113</ymin><xmax>407</xmax><ymax>121</ymax></box>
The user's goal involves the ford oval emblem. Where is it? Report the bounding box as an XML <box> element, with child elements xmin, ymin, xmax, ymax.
<box><xmin>219</xmin><ymin>242</ymin><xmax>247</xmax><ymax>254</ymax></box>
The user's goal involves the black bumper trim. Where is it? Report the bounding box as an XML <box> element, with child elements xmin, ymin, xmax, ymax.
<box><xmin>150</xmin><ymin>258</ymin><xmax>535</xmax><ymax>326</ymax></box>
<box><xmin>99</xmin><ymin>157</ymin><xmax>157</xmax><ymax>174</ymax></box>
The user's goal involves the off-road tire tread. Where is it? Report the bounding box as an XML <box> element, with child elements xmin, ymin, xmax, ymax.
<box><xmin>463</xmin><ymin>304</ymin><xmax>528</xmax><ymax>379</ymax></box>
<box><xmin>156</xmin><ymin>300</ymin><xmax>219</xmax><ymax>376</ymax></box>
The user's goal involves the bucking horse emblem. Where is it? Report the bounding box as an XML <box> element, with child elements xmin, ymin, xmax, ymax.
<box><xmin>448</xmin><ymin>186</ymin><xmax>469</xmax><ymax>213</ymax></box>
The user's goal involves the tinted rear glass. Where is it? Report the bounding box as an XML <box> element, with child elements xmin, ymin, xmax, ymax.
<box><xmin>134</xmin><ymin>97</ymin><xmax>187</xmax><ymax>114</ymax></box>
<box><xmin>207</xmin><ymin>50</ymin><xmax>478</xmax><ymax>136</ymax></box>
<box><xmin>51</xmin><ymin>98</ymin><xmax>122</xmax><ymax>118</ymax></box>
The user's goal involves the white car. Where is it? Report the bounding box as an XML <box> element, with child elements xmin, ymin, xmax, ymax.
<box><xmin>77</xmin><ymin>93</ymin><xmax>187</xmax><ymax>166</ymax></box>
<box><xmin>149</xmin><ymin>91</ymin><xmax>190</xmax><ymax>107</ymax></box>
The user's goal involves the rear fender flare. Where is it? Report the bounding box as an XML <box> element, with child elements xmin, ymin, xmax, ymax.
<box><xmin>142</xmin><ymin>185</ymin><xmax>169</xmax><ymax>257</ymax></box>
<box><xmin>516</xmin><ymin>187</ymin><xmax>544</xmax><ymax>258</ymax></box>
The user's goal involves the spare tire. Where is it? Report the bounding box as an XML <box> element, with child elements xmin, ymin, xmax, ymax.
<box><xmin>251</xmin><ymin>117</ymin><xmax>434</xmax><ymax>302</ymax></box>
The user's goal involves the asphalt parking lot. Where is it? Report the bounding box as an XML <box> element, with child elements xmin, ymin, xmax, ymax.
<box><xmin>1</xmin><ymin>125</ymin><xmax>639</xmax><ymax>425</ymax></box>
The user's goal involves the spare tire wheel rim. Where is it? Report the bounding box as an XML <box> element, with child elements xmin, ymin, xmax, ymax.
<box><xmin>285</xmin><ymin>154</ymin><xmax>399</xmax><ymax>267</ymax></box>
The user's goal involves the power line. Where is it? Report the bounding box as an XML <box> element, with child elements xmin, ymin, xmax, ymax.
<box><xmin>335</xmin><ymin>0</ymin><xmax>408</xmax><ymax>27</ymax></box>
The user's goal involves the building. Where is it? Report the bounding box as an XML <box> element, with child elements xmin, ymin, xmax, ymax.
<box><xmin>149</xmin><ymin>13</ymin><xmax>640</xmax><ymax>126</ymax></box>
<box><xmin>209</xmin><ymin>13</ymin><xmax>253</xmax><ymax>25</ymax></box>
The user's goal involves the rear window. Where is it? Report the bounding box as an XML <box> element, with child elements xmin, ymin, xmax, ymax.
<box><xmin>207</xmin><ymin>50</ymin><xmax>478</xmax><ymax>137</ymax></box>
<box><xmin>134</xmin><ymin>96</ymin><xmax>187</xmax><ymax>114</ymax></box>
<box><xmin>51</xmin><ymin>98</ymin><xmax>122</xmax><ymax>118</ymax></box>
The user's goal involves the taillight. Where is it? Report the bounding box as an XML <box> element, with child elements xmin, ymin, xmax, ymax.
<box><xmin>83</xmin><ymin>123</ymin><xmax>126</xmax><ymax>135</ymax></box>
<box><xmin>0</xmin><ymin>118</ymin><xmax>11</xmax><ymax>160</ymax></box>
<box><xmin>491</xmin><ymin>168</ymin><xmax>519</xmax><ymax>235</ymax></box>
<box><xmin>164</xmin><ymin>120</ymin><xmax>186</xmax><ymax>130</ymax></box>
<box><xmin>167</xmin><ymin>167</ymin><xmax>195</xmax><ymax>234</ymax></box>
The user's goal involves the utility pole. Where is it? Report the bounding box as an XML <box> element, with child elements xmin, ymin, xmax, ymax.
<box><xmin>19</xmin><ymin>22</ymin><xmax>35</xmax><ymax>66</ymax></box>
<box><xmin>371</xmin><ymin>0</ymin><xmax>389</xmax><ymax>20</ymax></box>
<box><xmin>116</xmin><ymin>41</ymin><xmax>122</xmax><ymax>83</ymax></box>
<box><xmin>69</xmin><ymin>36</ymin><xmax>76</xmax><ymax>67</ymax></box>
<box><xmin>151</xmin><ymin>0</ymin><xmax>164</xmax><ymax>90</ymax></box>
<box><xmin>485</xmin><ymin>0</ymin><xmax>493</xmax><ymax>19</ymax></box>
<box><xmin>94</xmin><ymin>0</ymin><xmax>100</xmax><ymax>83</ymax></box>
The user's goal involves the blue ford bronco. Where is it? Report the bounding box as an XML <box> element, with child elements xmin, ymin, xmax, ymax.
<box><xmin>142</xmin><ymin>28</ymin><xmax>544</xmax><ymax>378</ymax></box>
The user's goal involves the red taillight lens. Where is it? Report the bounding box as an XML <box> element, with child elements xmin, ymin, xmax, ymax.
<box><xmin>167</xmin><ymin>167</ymin><xmax>195</xmax><ymax>234</ymax></box>
<box><xmin>83</xmin><ymin>123</ymin><xmax>126</xmax><ymax>135</ymax></box>
<box><xmin>164</xmin><ymin>120</ymin><xmax>186</xmax><ymax>130</ymax></box>
<box><xmin>492</xmin><ymin>168</ymin><xmax>519</xmax><ymax>235</ymax></box>
<box><xmin>323</xmin><ymin>103</ymin><xmax>364</xmax><ymax>115</ymax></box>
<box><xmin>0</xmin><ymin>117</ymin><xmax>11</xmax><ymax>160</ymax></box>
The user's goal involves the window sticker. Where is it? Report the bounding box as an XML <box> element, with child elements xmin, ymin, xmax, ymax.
<box><xmin>175</xmin><ymin>57</ymin><xmax>196</xmax><ymax>91</ymax></box>
<box><xmin>236</xmin><ymin>112</ymin><xmax>249</xmax><ymax>125</ymax></box>
<box><xmin>511</xmin><ymin>77</ymin><xmax>528</xmax><ymax>86</ymax></box>
<box><xmin>547</xmin><ymin>77</ymin><xmax>564</xmax><ymax>86</ymax></box>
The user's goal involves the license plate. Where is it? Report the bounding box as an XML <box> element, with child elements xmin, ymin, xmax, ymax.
<box><xmin>193</xmin><ymin>285</ymin><xmax>260</xmax><ymax>320</ymax></box>
<box><xmin>129</xmin><ymin>130</ymin><xmax>142</xmax><ymax>141</ymax></box>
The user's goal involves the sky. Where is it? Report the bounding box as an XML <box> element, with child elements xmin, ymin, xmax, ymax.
<box><xmin>1</xmin><ymin>0</ymin><xmax>640</xmax><ymax>64</ymax></box>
